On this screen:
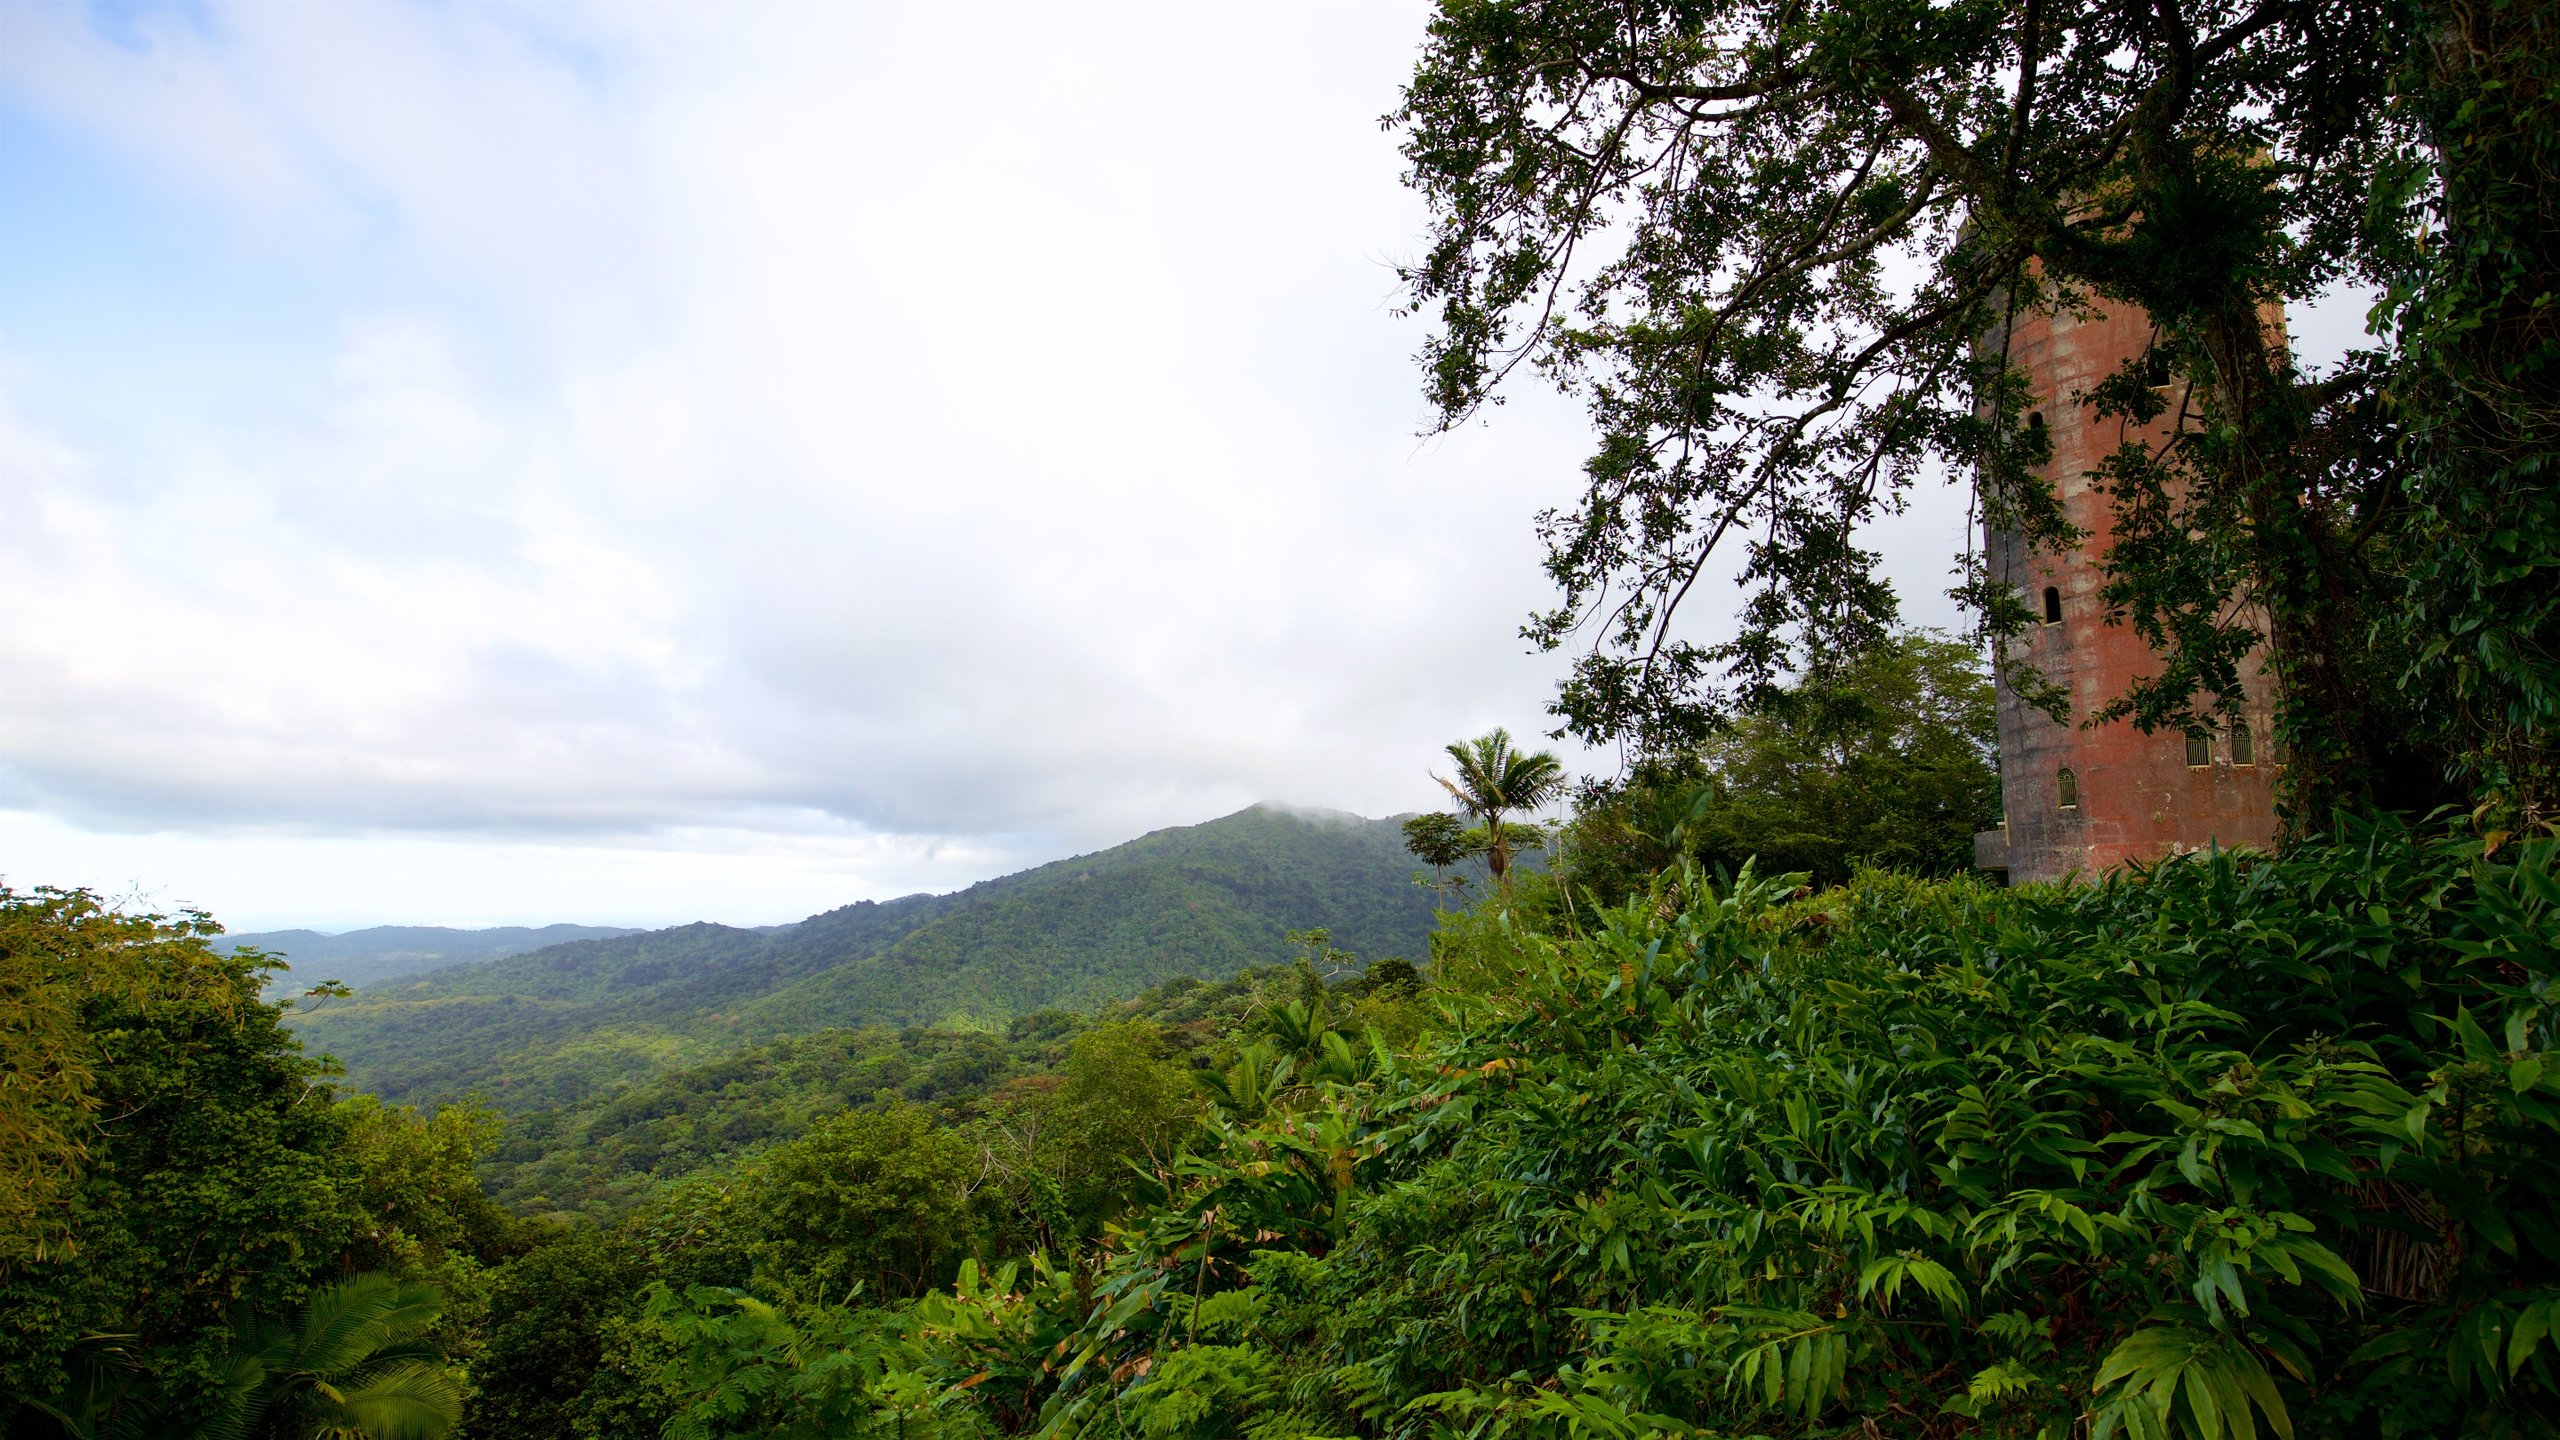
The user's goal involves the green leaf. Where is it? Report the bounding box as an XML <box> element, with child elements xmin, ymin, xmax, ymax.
<box><xmin>2511</xmin><ymin>1299</ymin><xmax>2551</xmax><ymax>1378</ymax></box>
<box><xmin>2094</xmin><ymin>1324</ymin><xmax>2293</xmax><ymax>1440</ymax></box>
<box><xmin>2454</xmin><ymin>1008</ymin><xmax>2499</xmax><ymax>1063</ymax></box>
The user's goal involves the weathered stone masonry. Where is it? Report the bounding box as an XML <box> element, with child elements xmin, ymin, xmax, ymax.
<box><xmin>1973</xmin><ymin>294</ymin><xmax>2280</xmax><ymax>884</ymax></box>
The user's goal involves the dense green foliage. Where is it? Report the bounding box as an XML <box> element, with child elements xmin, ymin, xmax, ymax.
<box><xmin>27</xmin><ymin>705</ymin><xmax>2551</xmax><ymax>1440</ymax></box>
<box><xmin>293</xmin><ymin>806</ymin><xmax>1445</xmax><ymax>1111</ymax></box>
<box><xmin>29</xmin><ymin>1270</ymin><xmax>465</xmax><ymax>1440</ymax></box>
<box><xmin>466</xmin><ymin>1227</ymin><xmax>652</xmax><ymax>1440</ymax></box>
<box><xmin>0</xmin><ymin>888</ymin><xmax>492</xmax><ymax>1439</ymax></box>
<box><xmin>480</xmin><ymin>966</ymin><xmax>1324</xmax><ymax>1219</ymax></box>
<box><xmin>450</xmin><ymin>958</ymin><xmax>1427</xmax><ymax>1438</ymax></box>
<box><xmin>585</xmin><ymin>822</ymin><xmax>2556</xmax><ymax>1439</ymax></box>
<box><xmin>1566</xmin><ymin>632</ymin><xmax>2001</xmax><ymax>895</ymax></box>
<box><xmin>17</xmin><ymin>785</ymin><xmax>2558</xmax><ymax>1440</ymax></box>
<box><xmin>215</xmin><ymin>1272</ymin><xmax>464</xmax><ymax>1440</ymax></box>
<box><xmin>1130</xmin><ymin>828</ymin><xmax>2558</xmax><ymax>1438</ymax></box>
<box><xmin>2381</xmin><ymin>0</ymin><xmax>2560</xmax><ymax>809</ymax></box>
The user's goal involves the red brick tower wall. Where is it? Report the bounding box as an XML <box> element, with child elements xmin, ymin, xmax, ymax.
<box><xmin>1976</xmin><ymin>295</ymin><xmax>2281</xmax><ymax>883</ymax></box>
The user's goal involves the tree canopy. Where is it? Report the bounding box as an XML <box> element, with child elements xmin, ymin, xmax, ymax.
<box><xmin>0</xmin><ymin>888</ymin><xmax>489</xmax><ymax>1440</ymax></box>
<box><xmin>1393</xmin><ymin>0</ymin><xmax>2553</xmax><ymax>820</ymax></box>
<box><xmin>1399</xmin><ymin>812</ymin><xmax>1476</xmax><ymax>899</ymax></box>
<box><xmin>1568</xmin><ymin>630</ymin><xmax>2001</xmax><ymax>892</ymax></box>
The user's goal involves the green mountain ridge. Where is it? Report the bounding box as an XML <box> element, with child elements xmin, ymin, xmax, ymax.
<box><xmin>221</xmin><ymin>923</ymin><xmax>646</xmax><ymax>992</ymax></box>
<box><xmin>292</xmin><ymin>804</ymin><xmax>1458</xmax><ymax>1109</ymax></box>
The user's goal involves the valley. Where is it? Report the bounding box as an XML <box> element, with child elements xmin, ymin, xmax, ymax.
<box><xmin>223</xmin><ymin>923</ymin><xmax>644</xmax><ymax>992</ymax></box>
<box><xmin>288</xmin><ymin>804</ymin><xmax>1453</xmax><ymax>1111</ymax></box>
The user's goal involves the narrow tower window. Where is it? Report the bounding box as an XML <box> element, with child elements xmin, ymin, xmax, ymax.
<box><xmin>2230</xmin><ymin>724</ymin><xmax>2254</xmax><ymax>766</ymax></box>
<box><xmin>2042</xmin><ymin>586</ymin><xmax>2063</xmax><ymax>625</ymax></box>
<box><xmin>2057</xmin><ymin>768</ymin><xmax>2079</xmax><ymax>810</ymax></box>
<box><xmin>2185</xmin><ymin>730</ymin><xmax>2212</xmax><ymax>767</ymax></box>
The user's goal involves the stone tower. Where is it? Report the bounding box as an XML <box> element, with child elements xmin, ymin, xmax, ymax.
<box><xmin>1972</xmin><ymin>294</ymin><xmax>2280</xmax><ymax>884</ymax></box>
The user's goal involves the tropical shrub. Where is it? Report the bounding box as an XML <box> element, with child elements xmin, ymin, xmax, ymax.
<box><xmin>644</xmin><ymin>1282</ymin><xmax>984</xmax><ymax>1440</ymax></box>
<box><xmin>1023</xmin><ymin>818</ymin><xmax>2558</xmax><ymax>1438</ymax></box>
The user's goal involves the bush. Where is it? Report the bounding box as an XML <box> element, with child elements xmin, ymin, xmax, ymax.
<box><xmin>1036</xmin><ymin>819</ymin><xmax>2559</xmax><ymax>1438</ymax></box>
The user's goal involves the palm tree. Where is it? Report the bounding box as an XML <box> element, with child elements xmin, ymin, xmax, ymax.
<box><xmin>1433</xmin><ymin>728</ymin><xmax>1567</xmax><ymax>887</ymax></box>
<box><xmin>219</xmin><ymin>1272</ymin><xmax>462</xmax><ymax>1440</ymax></box>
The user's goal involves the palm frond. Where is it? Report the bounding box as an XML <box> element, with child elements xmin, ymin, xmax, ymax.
<box><xmin>280</xmin><ymin>1275</ymin><xmax>447</xmax><ymax>1379</ymax></box>
<box><xmin>313</xmin><ymin>1361</ymin><xmax>463</xmax><ymax>1440</ymax></box>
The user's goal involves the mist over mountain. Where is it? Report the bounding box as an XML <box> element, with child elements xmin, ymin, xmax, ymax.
<box><xmin>220</xmin><ymin>924</ymin><xmax>646</xmax><ymax>993</ymax></box>
<box><xmin>292</xmin><ymin>803</ymin><xmax>1467</xmax><ymax>1109</ymax></box>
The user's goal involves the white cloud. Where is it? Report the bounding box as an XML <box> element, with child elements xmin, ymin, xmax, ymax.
<box><xmin>0</xmin><ymin>0</ymin><xmax>1973</xmax><ymax>926</ymax></box>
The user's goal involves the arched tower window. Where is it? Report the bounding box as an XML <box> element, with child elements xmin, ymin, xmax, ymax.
<box><xmin>2230</xmin><ymin>724</ymin><xmax>2254</xmax><ymax>766</ymax></box>
<box><xmin>2042</xmin><ymin>586</ymin><xmax>2063</xmax><ymax>625</ymax></box>
<box><xmin>2057</xmin><ymin>768</ymin><xmax>2079</xmax><ymax>810</ymax></box>
<box><xmin>2185</xmin><ymin>730</ymin><xmax>2212</xmax><ymax>767</ymax></box>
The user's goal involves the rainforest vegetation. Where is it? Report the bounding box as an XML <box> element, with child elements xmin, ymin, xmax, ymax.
<box><xmin>12</xmin><ymin>800</ymin><xmax>2554</xmax><ymax>1438</ymax></box>
<box><xmin>293</xmin><ymin>806</ymin><xmax>1442</xmax><ymax>1112</ymax></box>
<box><xmin>6</xmin><ymin>0</ymin><xmax>2556</xmax><ymax>1435</ymax></box>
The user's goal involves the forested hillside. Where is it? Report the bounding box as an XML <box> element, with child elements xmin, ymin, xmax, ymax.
<box><xmin>222</xmin><ymin>924</ymin><xmax>643</xmax><ymax>991</ymax></box>
<box><xmin>292</xmin><ymin>805</ymin><xmax>1449</xmax><ymax>1109</ymax></box>
<box><xmin>478</xmin><ymin>961</ymin><xmax>1375</xmax><ymax>1219</ymax></box>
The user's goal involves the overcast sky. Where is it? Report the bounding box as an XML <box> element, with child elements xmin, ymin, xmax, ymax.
<box><xmin>0</xmin><ymin>2</ymin><xmax>2372</xmax><ymax>933</ymax></box>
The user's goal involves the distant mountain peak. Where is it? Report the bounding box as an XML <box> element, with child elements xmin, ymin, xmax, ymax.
<box><xmin>294</xmin><ymin>802</ymin><xmax>1445</xmax><ymax>1107</ymax></box>
<box><xmin>1246</xmin><ymin>800</ymin><xmax>1377</xmax><ymax>826</ymax></box>
<box><xmin>222</xmin><ymin>923</ymin><xmax>644</xmax><ymax>992</ymax></box>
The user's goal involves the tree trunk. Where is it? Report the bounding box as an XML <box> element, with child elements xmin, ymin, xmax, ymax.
<box><xmin>2197</xmin><ymin>305</ymin><xmax>2367</xmax><ymax>816</ymax></box>
<box><xmin>2200</xmin><ymin>300</ymin><xmax>2458</xmax><ymax>821</ymax></box>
